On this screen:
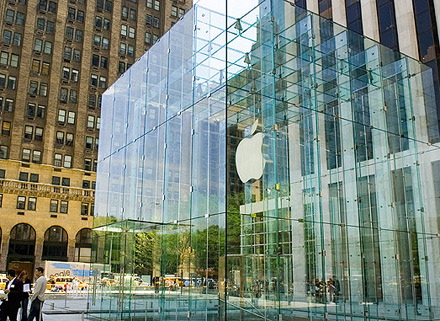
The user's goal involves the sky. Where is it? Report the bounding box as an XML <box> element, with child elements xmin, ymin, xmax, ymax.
<box><xmin>194</xmin><ymin>0</ymin><xmax>259</xmax><ymax>18</ymax></box>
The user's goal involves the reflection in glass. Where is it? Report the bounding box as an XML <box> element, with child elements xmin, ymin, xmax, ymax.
<box><xmin>90</xmin><ymin>1</ymin><xmax>440</xmax><ymax>320</ymax></box>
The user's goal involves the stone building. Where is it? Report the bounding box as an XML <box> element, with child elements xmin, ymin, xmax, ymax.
<box><xmin>0</xmin><ymin>0</ymin><xmax>192</xmax><ymax>274</ymax></box>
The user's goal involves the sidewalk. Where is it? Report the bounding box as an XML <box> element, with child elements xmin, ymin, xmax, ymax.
<box><xmin>41</xmin><ymin>296</ymin><xmax>89</xmax><ymax>321</ymax></box>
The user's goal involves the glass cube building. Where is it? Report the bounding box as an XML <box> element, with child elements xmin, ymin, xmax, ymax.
<box><xmin>90</xmin><ymin>1</ymin><xmax>440</xmax><ymax>320</ymax></box>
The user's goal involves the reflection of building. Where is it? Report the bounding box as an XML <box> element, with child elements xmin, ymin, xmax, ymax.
<box><xmin>91</xmin><ymin>1</ymin><xmax>440</xmax><ymax>320</ymax></box>
<box><xmin>298</xmin><ymin>0</ymin><xmax>440</xmax><ymax>140</ymax></box>
<box><xmin>0</xmin><ymin>0</ymin><xmax>191</xmax><ymax>272</ymax></box>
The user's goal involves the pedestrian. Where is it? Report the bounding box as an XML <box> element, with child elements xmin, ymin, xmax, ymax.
<box><xmin>18</xmin><ymin>270</ymin><xmax>32</xmax><ymax>321</ymax></box>
<box><xmin>333</xmin><ymin>275</ymin><xmax>341</xmax><ymax>302</ymax></box>
<box><xmin>27</xmin><ymin>267</ymin><xmax>47</xmax><ymax>321</ymax></box>
<box><xmin>0</xmin><ymin>269</ymin><xmax>24</xmax><ymax>321</ymax></box>
<box><xmin>327</xmin><ymin>278</ymin><xmax>336</xmax><ymax>303</ymax></box>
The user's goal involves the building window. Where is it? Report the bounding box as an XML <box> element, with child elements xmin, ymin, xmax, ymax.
<box><xmin>2</xmin><ymin>121</ymin><xmax>11</xmax><ymax>135</ymax></box>
<box><xmin>129</xmin><ymin>8</ymin><xmax>137</xmax><ymax>20</ymax></box>
<box><xmin>171</xmin><ymin>6</ymin><xmax>178</xmax><ymax>17</ymax></box>
<box><xmin>60</xmin><ymin>200</ymin><xmax>68</xmax><ymax>213</ymax></box>
<box><xmin>17</xmin><ymin>196</ymin><xmax>26</xmax><ymax>209</ymax></box>
<box><xmin>93</xmin><ymin>35</ymin><xmax>101</xmax><ymax>47</ymax></box>
<box><xmin>37</xmin><ymin>105</ymin><xmax>45</xmax><ymax>118</ymax></box>
<box><xmin>71</xmin><ymin>69</ymin><xmax>79</xmax><ymax>82</ymax></box>
<box><xmin>5</xmin><ymin>10</ymin><xmax>15</xmax><ymax>24</ymax></box>
<box><xmin>22</xmin><ymin>149</ymin><xmax>31</xmax><ymax>162</ymax></box>
<box><xmin>63</xmin><ymin>46</ymin><xmax>72</xmax><ymax>60</ymax></box>
<box><xmin>54</xmin><ymin>153</ymin><xmax>62</xmax><ymax>166</ymax></box>
<box><xmin>28</xmin><ymin>197</ymin><xmax>37</xmax><ymax>211</ymax></box>
<box><xmin>70</xmin><ymin>49</ymin><xmax>79</xmax><ymax>62</ymax></box>
<box><xmin>40</xmin><ymin>62</ymin><xmax>49</xmax><ymax>75</ymax></box>
<box><xmin>46</xmin><ymin>21</ymin><xmax>55</xmax><ymax>33</ymax></box>
<box><xmin>92</xmin><ymin>54</ymin><xmax>99</xmax><ymax>66</ymax></box>
<box><xmin>62</xmin><ymin>177</ymin><xmax>70</xmax><ymax>186</ymax></box>
<box><xmin>0</xmin><ymin>146</ymin><xmax>7</xmax><ymax>159</ymax></box>
<box><xmin>58</xmin><ymin>109</ymin><xmax>66</xmax><ymax>124</ymax></box>
<box><xmin>13</xmin><ymin>32</ymin><xmax>22</xmax><ymax>46</ymax></box>
<box><xmin>29</xmin><ymin>173</ymin><xmax>39</xmax><ymax>183</ymax></box>
<box><xmin>87</xmin><ymin>115</ymin><xmax>95</xmax><ymax>129</ymax></box>
<box><xmin>35</xmin><ymin>127</ymin><xmax>43</xmax><ymax>141</ymax></box>
<box><xmin>65</xmin><ymin>27</ymin><xmax>74</xmax><ymax>40</ymax></box>
<box><xmin>90</xmin><ymin>74</ymin><xmax>98</xmax><ymax>86</ymax></box>
<box><xmin>118</xmin><ymin>61</ymin><xmax>126</xmax><ymax>74</ymax></box>
<box><xmin>66</xmin><ymin>133</ymin><xmax>74</xmax><ymax>146</ymax></box>
<box><xmin>104</xmin><ymin>0</ymin><xmax>112</xmax><ymax>11</ymax></box>
<box><xmin>75</xmin><ymin>29</ymin><xmax>83</xmax><ymax>42</ymax></box>
<box><xmin>103</xmin><ymin>18</ymin><xmax>111</xmax><ymax>30</ymax></box>
<box><xmin>10</xmin><ymin>54</ymin><xmax>19</xmax><ymax>67</ymax></box>
<box><xmin>82</xmin><ymin>180</ymin><xmax>90</xmax><ymax>189</ymax></box>
<box><xmin>77</xmin><ymin>10</ymin><xmax>84</xmax><ymax>22</ymax></box>
<box><xmin>56</xmin><ymin>131</ymin><xmax>64</xmax><ymax>144</ymax></box>
<box><xmin>88</xmin><ymin>94</ymin><xmax>96</xmax><ymax>108</ymax></box>
<box><xmin>86</xmin><ymin>136</ymin><xmax>93</xmax><ymax>149</ymax></box>
<box><xmin>122</xmin><ymin>6</ymin><xmax>129</xmax><ymax>19</ymax></box>
<box><xmin>145</xmin><ymin>32</ymin><xmax>152</xmax><ymax>44</ymax></box>
<box><xmin>128</xmin><ymin>45</ymin><xmax>134</xmax><ymax>57</ymax></box>
<box><xmin>120</xmin><ymin>43</ymin><xmax>126</xmax><ymax>55</ymax></box>
<box><xmin>128</xmin><ymin>27</ymin><xmax>135</xmax><ymax>39</ymax></box>
<box><xmin>29</xmin><ymin>81</ymin><xmax>38</xmax><ymax>95</ymax></box>
<box><xmin>62</xmin><ymin>67</ymin><xmax>70</xmax><ymax>80</ymax></box>
<box><xmin>24</xmin><ymin>126</ymin><xmax>33</xmax><ymax>139</ymax></box>
<box><xmin>68</xmin><ymin>111</ymin><xmax>76</xmax><ymax>124</ymax></box>
<box><xmin>0</xmin><ymin>52</ymin><xmax>8</xmax><ymax>65</ymax></box>
<box><xmin>39</xmin><ymin>83</ymin><xmax>48</xmax><ymax>96</ymax></box>
<box><xmin>121</xmin><ymin>25</ymin><xmax>127</xmax><ymax>37</ymax></box>
<box><xmin>7</xmin><ymin>76</ymin><xmax>16</xmax><ymax>89</ymax></box>
<box><xmin>2</xmin><ymin>30</ymin><xmax>12</xmax><ymax>44</ymax></box>
<box><xmin>52</xmin><ymin>176</ymin><xmax>60</xmax><ymax>185</ymax></box>
<box><xmin>4</xmin><ymin>99</ymin><xmax>13</xmax><ymax>112</ymax></box>
<box><xmin>146</xmin><ymin>15</ymin><xmax>152</xmax><ymax>25</ymax></box>
<box><xmin>102</xmin><ymin>37</ymin><xmax>109</xmax><ymax>49</ymax></box>
<box><xmin>100</xmin><ymin>56</ymin><xmax>108</xmax><ymax>68</ymax></box>
<box><xmin>84</xmin><ymin>158</ymin><xmax>92</xmax><ymax>171</ymax></box>
<box><xmin>64</xmin><ymin>155</ymin><xmax>72</xmax><ymax>168</ymax></box>
<box><xmin>60</xmin><ymin>88</ymin><xmax>68</xmax><ymax>102</ymax></box>
<box><xmin>50</xmin><ymin>199</ymin><xmax>58</xmax><ymax>212</ymax></box>
<box><xmin>32</xmin><ymin>150</ymin><xmax>41</xmax><ymax>163</ymax></box>
<box><xmin>81</xmin><ymin>203</ymin><xmax>89</xmax><ymax>215</ymax></box>
<box><xmin>39</xmin><ymin>0</ymin><xmax>57</xmax><ymax>13</ymax></box>
<box><xmin>34</xmin><ymin>39</ymin><xmax>43</xmax><ymax>52</ymax></box>
<box><xmin>69</xmin><ymin>89</ymin><xmax>77</xmax><ymax>103</ymax></box>
<box><xmin>44</xmin><ymin>41</ymin><xmax>52</xmax><ymax>54</ymax></box>
<box><xmin>153</xmin><ymin>17</ymin><xmax>159</xmax><ymax>28</ymax></box>
<box><xmin>19</xmin><ymin>172</ymin><xmax>28</xmax><ymax>181</ymax></box>
<box><xmin>99</xmin><ymin>76</ymin><xmax>106</xmax><ymax>88</ymax></box>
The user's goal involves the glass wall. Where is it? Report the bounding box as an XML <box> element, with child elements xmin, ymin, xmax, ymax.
<box><xmin>90</xmin><ymin>1</ymin><xmax>440</xmax><ymax>320</ymax></box>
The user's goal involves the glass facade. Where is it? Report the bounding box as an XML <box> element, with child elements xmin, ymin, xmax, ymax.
<box><xmin>90</xmin><ymin>1</ymin><xmax>440</xmax><ymax>320</ymax></box>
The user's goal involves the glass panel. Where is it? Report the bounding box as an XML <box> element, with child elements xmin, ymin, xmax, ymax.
<box><xmin>91</xmin><ymin>1</ymin><xmax>440</xmax><ymax>320</ymax></box>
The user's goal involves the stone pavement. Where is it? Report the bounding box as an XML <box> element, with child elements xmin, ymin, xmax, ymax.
<box><xmin>41</xmin><ymin>296</ymin><xmax>89</xmax><ymax>321</ymax></box>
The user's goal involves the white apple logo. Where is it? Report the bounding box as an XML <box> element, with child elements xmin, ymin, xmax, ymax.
<box><xmin>235</xmin><ymin>120</ymin><xmax>266</xmax><ymax>183</ymax></box>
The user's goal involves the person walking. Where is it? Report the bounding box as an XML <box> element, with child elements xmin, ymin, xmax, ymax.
<box><xmin>327</xmin><ymin>277</ymin><xmax>336</xmax><ymax>303</ymax></box>
<box><xmin>27</xmin><ymin>267</ymin><xmax>46</xmax><ymax>321</ymax></box>
<box><xmin>18</xmin><ymin>270</ymin><xmax>32</xmax><ymax>321</ymax></box>
<box><xmin>0</xmin><ymin>270</ymin><xmax>24</xmax><ymax>321</ymax></box>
